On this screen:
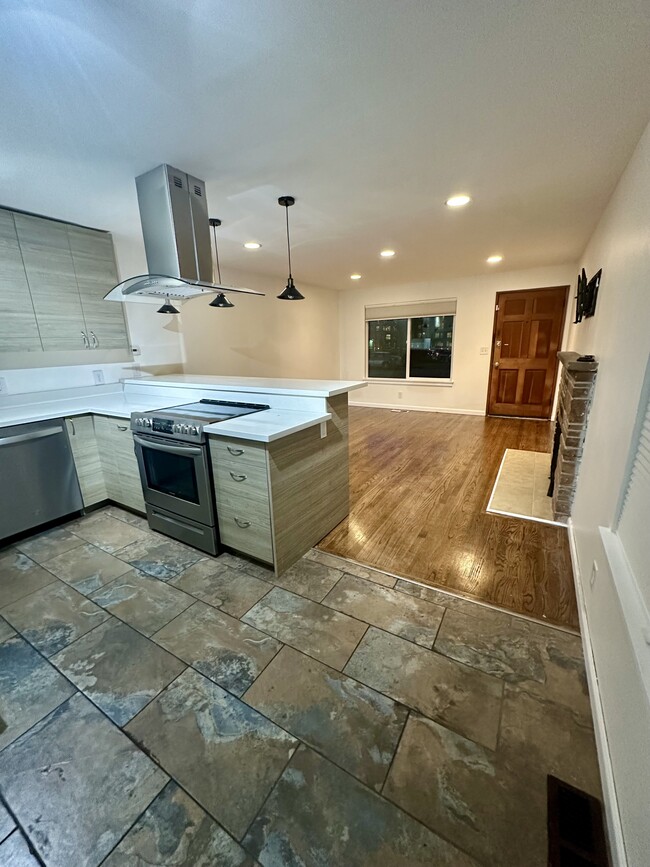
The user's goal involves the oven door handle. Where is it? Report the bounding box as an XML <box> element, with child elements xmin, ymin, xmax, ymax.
<box><xmin>133</xmin><ymin>434</ymin><xmax>204</xmax><ymax>457</ymax></box>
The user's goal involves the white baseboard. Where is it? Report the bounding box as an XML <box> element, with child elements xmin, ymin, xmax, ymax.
<box><xmin>567</xmin><ymin>519</ymin><xmax>627</xmax><ymax>867</ymax></box>
<box><xmin>348</xmin><ymin>401</ymin><xmax>485</xmax><ymax>416</ymax></box>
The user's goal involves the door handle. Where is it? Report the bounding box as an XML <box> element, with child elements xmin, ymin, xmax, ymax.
<box><xmin>234</xmin><ymin>517</ymin><xmax>251</xmax><ymax>528</ymax></box>
<box><xmin>494</xmin><ymin>362</ymin><xmax>500</xmax><ymax>368</ymax></box>
<box><xmin>81</xmin><ymin>331</ymin><xmax>89</xmax><ymax>348</ymax></box>
<box><xmin>90</xmin><ymin>331</ymin><xmax>98</xmax><ymax>348</ymax></box>
<box><xmin>229</xmin><ymin>472</ymin><xmax>247</xmax><ymax>482</ymax></box>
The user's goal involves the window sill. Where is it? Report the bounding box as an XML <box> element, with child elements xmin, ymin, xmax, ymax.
<box><xmin>364</xmin><ymin>378</ymin><xmax>454</xmax><ymax>387</ymax></box>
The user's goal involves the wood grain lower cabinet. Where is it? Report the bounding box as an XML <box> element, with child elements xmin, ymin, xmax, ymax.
<box><xmin>65</xmin><ymin>416</ymin><xmax>107</xmax><ymax>507</ymax></box>
<box><xmin>209</xmin><ymin>394</ymin><xmax>350</xmax><ymax>574</ymax></box>
<box><xmin>94</xmin><ymin>415</ymin><xmax>145</xmax><ymax>513</ymax></box>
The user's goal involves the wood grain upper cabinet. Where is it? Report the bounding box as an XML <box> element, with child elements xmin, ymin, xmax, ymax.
<box><xmin>0</xmin><ymin>209</ymin><xmax>128</xmax><ymax>354</ymax></box>
<box><xmin>13</xmin><ymin>213</ymin><xmax>88</xmax><ymax>351</ymax></box>
<box><xmin>0</xmin><ymin>210</ymin><xmax>41</xmax><ymax>352</ymax></box>
<box><xmin>66</xmin><ymin>225</ymin><xmax>128</xmax><ymax>350</ymax></box>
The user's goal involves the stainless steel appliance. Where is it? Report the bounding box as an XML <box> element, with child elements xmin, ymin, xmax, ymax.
<box><xmin>131</xmin><ymin>399</ymin><xmax>269</xmax><ymax>555</ymax></box>
<box><xmin>0</xmin><ymin>419</ymin><xmax>83</xmax><ymax>541</ymax></box>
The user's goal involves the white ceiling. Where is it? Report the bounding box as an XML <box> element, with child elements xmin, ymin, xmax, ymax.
<box><xmin>1</xmin><ymin>0</ymin><xmax>649</xmax><ymax>291</ymax></box>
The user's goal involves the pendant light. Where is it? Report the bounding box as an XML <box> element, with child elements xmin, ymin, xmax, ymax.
<box><xmin>157</xmin><ymin>295</ymin><xmax>179</xmax><ymax>314</ymax></box>
<box><xmin>277</xmin><ymin>196</ymin><xmax>304</xmax><ymax>301</ymax></box>
<box><xmin>208</xmin><ymin>218</ymin><xmax>235</xmax><ymax>308</ymax></box>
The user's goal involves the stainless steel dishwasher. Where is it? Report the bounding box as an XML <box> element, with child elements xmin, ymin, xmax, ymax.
<box><xmin>0</xmin><ymin>419</ymin><xmax>83</xmax><ymax>541</ymax></box>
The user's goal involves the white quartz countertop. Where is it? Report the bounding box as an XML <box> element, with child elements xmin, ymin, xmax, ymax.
<box><xmin>122</xmin><ymin>374</ymin><xmax>366</xmax><ymax>398</ymax></box>
<box><xmin>204</xmin><ymin>408</ymin><xmax>331</xmax><ymax>443</ymax></box>
<box><xmin>0</xmin><ymin>378</ymin><xmax>349</xmax><ymax>441</ymax></box>
<box><xmin>0</xmin><ymin>392</ymin><xmax>173</xmax><ymax>427</ymax></box>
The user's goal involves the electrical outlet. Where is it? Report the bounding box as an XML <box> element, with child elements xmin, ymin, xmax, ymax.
<box><xmin>480</xmin><ymin>346</ymin><xmax>489</xmax><ymax>355</ymax></box>
<box><xmin>0</xmin><ymin>376</ymin><xmax>8</xmax><ymax>394</ymax></box>
<box><xmin>590</xmin><ymin>560</ymin><xmax>598</xmax><ymax>587</ymax></box>
<box><xmin>92</xmin><ymin>370</ymin><xmax>105</xmax><ymax>385</ymax></box>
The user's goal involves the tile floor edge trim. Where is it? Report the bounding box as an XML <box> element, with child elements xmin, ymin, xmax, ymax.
<box><xmin>567</xmin><ymin>518</ymin><xmax>626</xmax><ymax>867</ymax></box>
<box><xmin>312</xmin><ymin>548</ymin><xmax>580</xmax><ymax>636</ymax></box>
<box><xmin>486</xmin><ymin>504</ymin><xmax>566</xmax><ymax>528</ymax></box>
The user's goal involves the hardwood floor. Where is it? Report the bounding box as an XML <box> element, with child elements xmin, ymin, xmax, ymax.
<box><xmin>318</xmin><ymin>407</ymin><xmax>579</xmax><ymax>630</ymax></box>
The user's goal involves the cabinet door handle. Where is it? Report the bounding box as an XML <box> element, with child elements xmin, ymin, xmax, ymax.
<box><xmin>234</xmin><ymin>517</ymin><xmax>251</xmax><ymax>528</ymax></box>
<box><xmin>90</xmin><ymin>331</ymin><xmax>98</xmax><ymax>348</ymax></box>
<box><xmin>227</xmin><ymin>446</ymin><xmax>244</xmax><ymax>456</ymax></box>
<box><xmin>68</xmin><ymin>419</ymin><xmax>76</xmax><ymax>436</ymax></box>
<box><xmin>81</xmin><ymin>331</ymin><xmax>89</xmax><ymax>348</ymax></box>
<box><xmin>117</xmin><ymin>425</ymin><xmax>128</xmax><ymax>431</ymax></box>
<box><xmin>229</xmin><ymin>472</ymin><xmax>247</xmax><ymax>482</ymax></box>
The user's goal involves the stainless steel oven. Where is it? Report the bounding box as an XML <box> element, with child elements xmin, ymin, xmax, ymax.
<box><xmin>131</xmin><ymin>399</ymin><xmax>269</xmax><ymax>555</ymax></box>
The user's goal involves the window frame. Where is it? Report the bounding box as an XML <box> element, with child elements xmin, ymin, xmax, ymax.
<box><xmin>365</xmin><ymin>314</ymin><xmax>456</xmax><ymax>385</ymax></box>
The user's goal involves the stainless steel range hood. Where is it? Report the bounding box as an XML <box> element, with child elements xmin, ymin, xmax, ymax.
<box><xmin>104</xmin><ymin>164</ymin><xmax>263</xmax><ymax>303</ymax></box>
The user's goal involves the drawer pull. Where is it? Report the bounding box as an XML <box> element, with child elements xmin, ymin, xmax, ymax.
<box><xmin>234</xmin><ymin>517</ymin><xmax>251</xmax><ymax>528</ymax></box>
<box><xmin>117</xmin><ymin>425</ymin><xmax>128</xmax><ymax>431</ymax></box>
<box><xmin>227</xmin><ymin>446</ymin><xmax>245</xmax><ymax>456</ymax></box>
<box><xmin>229</xmin><ymin>471</ymin><xmax>247</xmax><ymax>482</ymax></box>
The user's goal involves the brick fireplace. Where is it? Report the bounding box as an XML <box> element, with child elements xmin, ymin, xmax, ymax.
<box><xmin>550</xmin><ymin>351</ymin><xmax>599</xmax><ymax>522</ymax></box>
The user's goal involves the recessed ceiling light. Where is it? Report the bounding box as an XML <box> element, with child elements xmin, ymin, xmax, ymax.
<box><xmin>445</xmin><ymin>194</ymin><xmax>471</xmax><ymax>208</ymax></box>
<box><xmin>486</xmin><ymin>254</ymin><xmax>503</xmax><ymax>264</ymax></box>
<box><xmin>243</xmin><ymin>241</ymin><xmax>261</xmax><ymax>249</ymax></box>
<box><xmin>350</xmin><ymin>273</ymin><xmax>362</xmax><ymax>280</ymax></box>
<box><xmin>380</xmin><ymin>249</ymin><xmax>396</xmax><ymax>258</ymax></box>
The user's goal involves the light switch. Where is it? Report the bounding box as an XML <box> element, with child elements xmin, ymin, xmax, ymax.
<box><xmin>479</xmin><ymin>347</ymin><xmax>489</xmax><ymax>355</ymax></box>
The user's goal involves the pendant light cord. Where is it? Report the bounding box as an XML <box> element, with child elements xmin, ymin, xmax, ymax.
<box><xmin>285</xmin><ymin>204</ymin><xmax>292</xmax><ymax>278</ymax></box>
<box><xmin>211</xmin><ymin>224</ymin><xmax>222</xmax><ymax>284</ymax></box>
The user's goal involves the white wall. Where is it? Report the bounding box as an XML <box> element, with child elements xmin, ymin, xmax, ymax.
<box><xmin>179</xmin><ymin>268</ymin><xmax>340</xmax><ymax>380</ymax></box>
<box><xmin>566</xmin><ymin>120</ymin><xmax>650</xmax><ymax>867</ymax></box>
<box><xmin>339</xmin><ymin>264</ymin><xmax>576</xmax><ymax>413</ymax></box>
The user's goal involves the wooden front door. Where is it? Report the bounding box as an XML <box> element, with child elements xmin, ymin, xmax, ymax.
<box><xmin>487</xmin><ymin>286</ymin><xmax>568</xmax><ymax>419</ymax></box>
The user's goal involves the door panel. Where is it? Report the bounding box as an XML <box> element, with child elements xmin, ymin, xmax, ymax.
<box><xmin>487</xmin><ymin>286</ymin><xmax>568</xmax><ymax>418</ymax></box>
<box><xmin>0</xmin><ymin>210</ymin><xmax>41</xmax><ymax>352</ymax></box>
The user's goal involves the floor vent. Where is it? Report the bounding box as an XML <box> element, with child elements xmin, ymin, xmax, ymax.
<box><xmin>547</xmin><ymin>775</ymin><xmax>609</xmax><ymax>866</ymax></box>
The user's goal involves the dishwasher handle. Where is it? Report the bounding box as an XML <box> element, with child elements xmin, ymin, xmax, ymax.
<box><xmin>0</xmin><ymin>425</ymin><xmax>64</xmax><ymax>447</ymax></box>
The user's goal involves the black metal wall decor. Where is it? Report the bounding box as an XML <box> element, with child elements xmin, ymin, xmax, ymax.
<box><xmin>574</xmin><ymin>268</ymin><xmax>602</xmax><ymax>323</ymax></box>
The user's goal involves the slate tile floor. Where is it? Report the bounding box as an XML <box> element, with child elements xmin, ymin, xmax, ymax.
<box><xmin>0</xmin><ymin>506</ymin><xmax>601</xmax><ymax>866</ymax></box>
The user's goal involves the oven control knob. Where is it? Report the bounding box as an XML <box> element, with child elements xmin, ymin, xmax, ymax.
<box><xmin>183</xmin><ymin>424</ymin><xmax>190</xmax><ymax>434</ymax></box>
<box><xmin>146</xmin><ymin>418</ymin><xmax>152</xmax><ymax>427</ymax></box>
<box><xmin>190</xmin><ymin>425</ymin><xmax>198</xmax><ymax>436</ymax></box>
<box><xmin>173</xmin><ymin>423</ymin><xmax>181</xmax><ymax>433</ymax></box>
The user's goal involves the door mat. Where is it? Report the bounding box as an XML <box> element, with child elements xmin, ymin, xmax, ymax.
<box><xmin>486</xmin><ymin>448</ymin><xmax>564</xmax><ymax>526</ymax></box>
<box><xmin>548</xmin><ymin>775</ymin><xmax>609</xmax><ymax>866</ymax></box>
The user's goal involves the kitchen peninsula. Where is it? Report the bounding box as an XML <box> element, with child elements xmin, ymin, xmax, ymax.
<box><xmin>0</xmin><ymin>375</ymin><xmax>365</xmax><ymax>575</ymax></box>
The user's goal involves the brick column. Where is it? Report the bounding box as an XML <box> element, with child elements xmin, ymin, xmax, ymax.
<box><xmin>552</xmin><ymin>352</ymin><xmax>598</xmax><ymax>522</ymax></box>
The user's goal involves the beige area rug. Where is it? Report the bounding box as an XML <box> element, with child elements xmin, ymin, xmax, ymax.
<box><xmin>487</xmin><ymin>449</ymin><xmax>563</xmax><ymax>526</ymax></box>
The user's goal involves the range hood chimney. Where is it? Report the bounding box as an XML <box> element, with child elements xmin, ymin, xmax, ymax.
<box><xmin>104</xmin><ymin>164</ymin><xmax>263</xmax><ymax>303</ymax></box>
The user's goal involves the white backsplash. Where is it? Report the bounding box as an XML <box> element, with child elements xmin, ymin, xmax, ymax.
<box><xmin>0</xmin><ymin>362</ymin><xmax>149</xmax><ymax>396</ymax></box>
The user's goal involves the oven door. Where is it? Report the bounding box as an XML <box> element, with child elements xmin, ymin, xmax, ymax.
<box><xmin>133</xmin><ymin>433</ymin><xmax>214</xmax><ymax>526</ymax></box>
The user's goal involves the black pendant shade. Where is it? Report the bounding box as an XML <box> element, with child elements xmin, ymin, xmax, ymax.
<box><xmin>277</xmin><ymin>276</ymin><xmax>304</xmax><ymax>301</ymax></box>
<box><xmin>209</xmin><ymin>218</ymin><xmax>235</xmax><ymax>309</ymax></box>
<box><xmin>277</xmin><ymin>195</ymin><xmax>304</xmax><ymax>301</ymax></box>
<box><xmin>209</xmin><ymin>292</ymin><xmax>234</xmax><ymax>308</ymax></box>
<box><xmin>157</xmin><ymin>295</ymin><xmax>179</xmax><ymax>314</ymax></box>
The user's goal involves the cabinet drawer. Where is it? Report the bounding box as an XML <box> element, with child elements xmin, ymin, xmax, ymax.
<box><xmin>217</xmin><ymin>505</ymin><xmax>273</xmax><ymax>563</ymax></box>
<box><xmin>213</xmin><ymin>459</ymin><xmax>269</xmax><ymax>509</ymax></box>
<box><xmin>210</xmin><ymin>437</ymin><xmax>267</xmax><ymax>469</ymax></box>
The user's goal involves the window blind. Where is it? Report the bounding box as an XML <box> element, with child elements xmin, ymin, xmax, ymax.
<box><xmin>617</xmin><ymin>372</ymin><xmax>650</xmax><ymax>612</ymax></box>
<box><xmin>365</xmin><ymin>299</ymin><xmax>457</xmax><ymax>320</ymax></box>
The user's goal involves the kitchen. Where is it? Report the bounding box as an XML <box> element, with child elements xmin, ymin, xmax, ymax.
<box><xmin>2</xmin><ymin>2</ymin><xmax>650</xmax><ymax>866</ymax></box>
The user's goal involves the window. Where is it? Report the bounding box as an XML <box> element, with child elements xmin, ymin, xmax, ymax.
<box><xmin>366</xmin><ymin>300</ymin><xmax>456</xmax><ymax>381</ymax></box>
